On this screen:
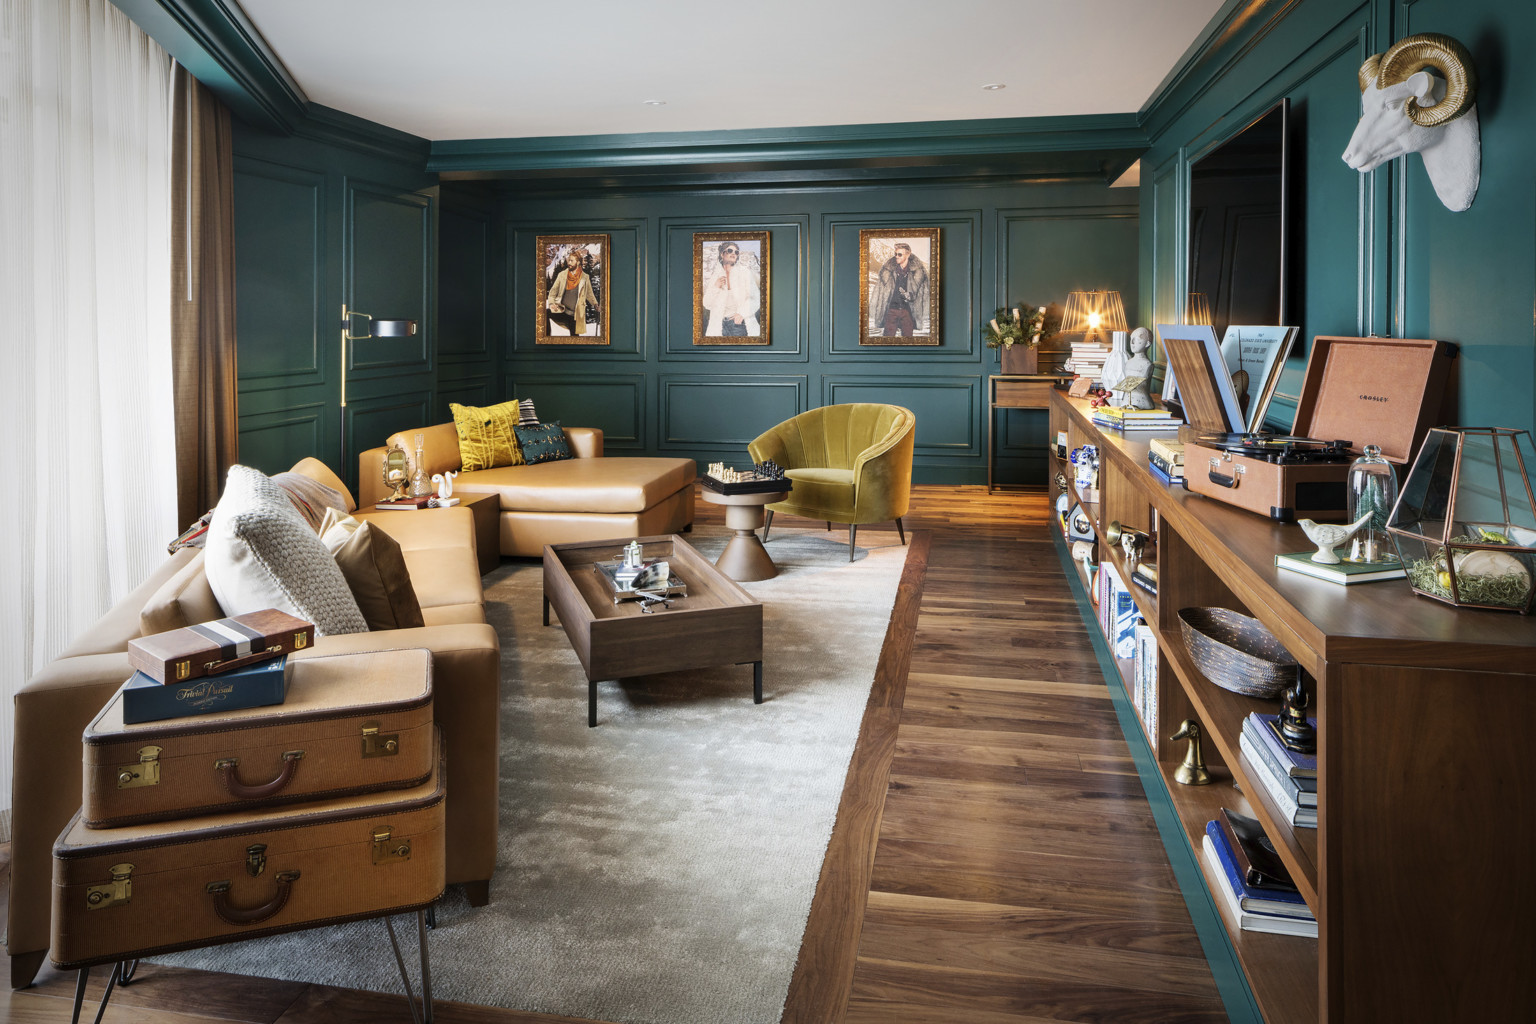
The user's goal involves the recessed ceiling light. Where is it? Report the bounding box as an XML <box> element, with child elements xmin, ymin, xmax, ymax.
<box><xmin>643</xmin><ymin>100</ymin><xmax>667</xmax><ymax>106</ymax></box>
<box><xmin>981</xmin><ymin>83</ymin><xmax>1007</xmax><ymax>91</ymax></box>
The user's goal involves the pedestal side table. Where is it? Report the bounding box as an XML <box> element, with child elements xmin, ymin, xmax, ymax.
<box><xmin>699</xmin><ymin>489</ymin><xmax>789</xmax><ymax>581</ymax></box>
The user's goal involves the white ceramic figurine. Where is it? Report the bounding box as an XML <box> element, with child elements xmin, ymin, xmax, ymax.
<box><xmin>432</xmin><ymin>470</ymin><xmax>457</xmax><ymax>500</ymax></box>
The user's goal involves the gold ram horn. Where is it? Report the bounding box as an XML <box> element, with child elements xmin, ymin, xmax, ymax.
<box><xmin>1375</xmin><ymin>32</ymin><xmax>1477</xmax><ymax>127</ymax></box>
<box><xmin>1358</xmin><ymin>53</ymin><xmax>1383</xmax><ymax>93</ymax></box>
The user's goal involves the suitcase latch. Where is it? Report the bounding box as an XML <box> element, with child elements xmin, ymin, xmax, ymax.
<box><xmin>372</xmin><ymin>827</ymin><xmax>411</xmax><ymax>865</ymax></box>
<box><xmin>116</xmin><ymin>746</ymin><xmax>163</xmax><ymax>789</ymax></box>
<box><xmin>361</xmin><ymin>722</ymin><xmax>399</xmax><ymax>758</ymax></box>
<box><xmin>86</xmin><ymin>863</ymin><xmax>133</xmax><ymax>910</ymax></box>
<box><xmin>246</xmin><ymin>843</ymin><xmax>267</xmax><ymax>877</ymax></box>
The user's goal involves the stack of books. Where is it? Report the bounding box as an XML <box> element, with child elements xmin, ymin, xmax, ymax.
<box><xmin>1065</xmin><ymin>341</ymin><xmax>1109</xmax><ymax>383</ymax></box>
<box><xmin>1239</xmin><ymin>712</ymin><xmax>1317</xmax><ymax>828</ymax></box>
<box><xmin>1090</xmin><ymin>405</ymin><xmax>1182</xmax><ymax>431</ymax></box>
<box><xmin>1201</xmin><ymin>808</ymin><xmax>1317</xmax><ymax>937</ymax></box>
<box><xmin>1148</xmin><ymin>438</ymin><xmax>1185</xmax><ymax>487</ymax></box>
<box><xmin>121</xmin><ymin>610</ymin><xmax>312</xmax><ymax>723</ymax></box>
<box><xmin>1131</xmin><ymin>619</ymin><xmax>1158</xmax><ymax>739</ymax></box>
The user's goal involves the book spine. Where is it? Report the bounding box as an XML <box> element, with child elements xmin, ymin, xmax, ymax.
<box><xmin>1241</xmin><ymin>716</ymin><xmax>1316</xmax><ymax>796</ymax></box>
<box><xmin>1240</xmin><ymin>733</ymin><xmax>1316</xmax><ymax>827</ymax></box>
<box><xmin>1202</xmin><ymin>836</ymin><xmax>1319</xmax><ymax>936</ymax></box>
<box><xmin>1255</xmin><ymin>713</ymin><xmax>1317</xmax><ymax>777</ymax></box>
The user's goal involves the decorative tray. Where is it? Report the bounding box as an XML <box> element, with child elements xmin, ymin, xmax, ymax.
<box><xmin>593</xmin><ymin>561</ymin><xmax>687</xmax><ymax>604</ymax></box>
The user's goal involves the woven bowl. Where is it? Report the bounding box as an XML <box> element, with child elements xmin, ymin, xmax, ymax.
<box><xmin>1177</xmin><ymin>607</ymin><xmax>1297</xmax><ymax>698</ymax></box>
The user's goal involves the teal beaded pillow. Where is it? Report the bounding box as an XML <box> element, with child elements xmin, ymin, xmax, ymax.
<box><xmin>513</xmin><ymin>421</ymin><xmax>573</xmax><ymax>465</ymax></box>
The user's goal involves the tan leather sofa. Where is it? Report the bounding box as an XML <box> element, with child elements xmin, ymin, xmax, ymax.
<box><xmin>360</xmin><ymin>424</ymin><xmax>696</xmax><ymax>559</ymax></box>
<box><xmin>7</xmin><ymin>458</ymin><xmax>500</xmax><ymax>988</ymax></box>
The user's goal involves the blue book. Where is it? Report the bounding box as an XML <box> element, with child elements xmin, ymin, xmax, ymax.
<box><xmin>1146</xmin><ymin>460</ymin><xmax>1186</xmax><ymax>489</ymax></box>
<box><xmin>1204</xmin><ymin>819</ymin><xmax>1314</xmax><ymax>919</ymax></box>
<box><xmin>1252</xmin><ymin>712</ymin><xmax>1317</xmax><ymax>779</ymax></box>
<box><xmin>1241</xmin><ymin>715</ymin><xmax>1318</xmax><ymax>802</ymax></box>
<box><xmin>121</xmin><ymin>655</ymin><xmax>289</xmax><ymax>724</ymax></box>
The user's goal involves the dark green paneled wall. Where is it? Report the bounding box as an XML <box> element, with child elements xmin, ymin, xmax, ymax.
<box><xmin>492</xmin><ymin>184</ymin><xmax>1138</xmax><ymax>484</ymax></box>
<box><xmin>231</xmin><ymin>114</ymin><xmax>436</xmax><ymax>490</ymax></box>
<box><xmin>1140</xmin><ymin>0</ymin><xmax>1536</xmax><ymax>436</ymax></box>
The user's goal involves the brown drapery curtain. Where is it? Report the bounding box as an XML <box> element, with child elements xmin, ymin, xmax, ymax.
<box><xmin>170</xmin><ymin>64</ymin><xmax>239</xmax><ymax>529</ymax></box>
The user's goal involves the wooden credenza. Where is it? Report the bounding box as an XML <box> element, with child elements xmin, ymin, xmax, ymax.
<box><xmin>1050</xmin><ymin>391</ymin><xmax>1536</xmax><ymax>1023</ymax></box>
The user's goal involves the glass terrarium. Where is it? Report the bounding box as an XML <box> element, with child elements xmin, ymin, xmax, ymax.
<box><xmin>1386</xmin><ymin>427</ymin><xmax>1536</xmax><ymax>613</ymax></box>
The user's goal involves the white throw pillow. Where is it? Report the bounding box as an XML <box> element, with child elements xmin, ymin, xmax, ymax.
<box><xmin>318</xmin><ymin>509</ymin><xmax>362</xmax><ymax>552</ymax></box>
<box><xmin>204</xmin><ymin>465</ymin><xmax>369</xmax><ymax>636</ymax></box>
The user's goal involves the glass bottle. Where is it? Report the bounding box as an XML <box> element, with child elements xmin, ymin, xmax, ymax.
<box><xmin>411</xmin><ymin>432</ymin><xmax>430</xmax><ymax>497</ymax></box>
<box><xmin>1347</xmin><ymin>444</ymin><xmax>1399</xmax><ymax>563</ymax></box>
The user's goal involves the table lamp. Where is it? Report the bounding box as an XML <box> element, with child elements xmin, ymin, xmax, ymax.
<box><xmin>1061</xmin><ymin>290</ymin><xmax>1127</xmax><ymax>345</ymax></box>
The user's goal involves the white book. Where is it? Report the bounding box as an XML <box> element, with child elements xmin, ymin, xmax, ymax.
<box><xmin>1202</xmin><ymin>835</ymin><xmax>1319</xmax><ymax>937</ymax></box>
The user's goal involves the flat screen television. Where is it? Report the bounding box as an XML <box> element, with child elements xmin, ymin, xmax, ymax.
<box><xmin>1187</xmin><ymin>99</ymin><xmax>1289</xmax><ymax>336</ymax></box>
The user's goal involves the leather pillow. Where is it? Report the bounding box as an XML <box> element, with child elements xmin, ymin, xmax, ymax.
<box><xmin>204</xmin><ymin>465</ymin><xmax>369</xmax><ymax>637</ymax></box>
<box><xmin>329</xmin><ymin>521</ymin><xmax>425</xmax><ymax>630</ymax></box>
<box><xmin>514</xmin><ymin>421</ymin><xmax>573</xmax><ymax>464</ymax></box>
<box><xmin>450</xmin><ymin>400</ymin><xmax>526</xmax><ymax>471</ymax></box>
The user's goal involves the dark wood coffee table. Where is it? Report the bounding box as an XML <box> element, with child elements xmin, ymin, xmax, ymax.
<box><xmin>542</xmin><ymin>535</ymin><xmax>764</xmax><ymax>726</ymax></box>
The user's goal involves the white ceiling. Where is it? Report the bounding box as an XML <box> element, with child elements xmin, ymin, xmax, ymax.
<box><xmin>238</xmin><ymin>0</ymin><xmax>1229</xmax><ymax>142</ymax></box>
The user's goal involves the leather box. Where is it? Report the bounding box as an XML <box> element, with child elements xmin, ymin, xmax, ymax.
<box><xmin>52</xmin><ymin>728</ymin><xmax>443</xmax><ymax>970</ymax></box>
<box><xmin>82</xmin><ymin>650</ymin><xmax>434</xmax><ymax>829</ymax></box>
<box><xmin>1187</xmin><ymin>336</ymin><xmax>1454</xmax><ymax>520</ymax></box>
<box><xmin>128</xmin><ymin>609</ymin><xmax>314</xmax><ymax>684</ymax></box>
<box><xmin>120</xmin><ymin>656</ymin><xmax>289</xmax><ymax>725</ymax></box>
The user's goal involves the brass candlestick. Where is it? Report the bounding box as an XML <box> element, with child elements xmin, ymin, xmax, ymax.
<box><xmin>1171</xmin><ymin>719</ymin><xmax>1213</xmax><ymax>786</ymax></box>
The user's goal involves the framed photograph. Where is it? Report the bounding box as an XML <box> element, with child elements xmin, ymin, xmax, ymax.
<box><xmin>536</xmin><ymin>234</ymin><xmax>610</xmax><ymax>345</ymax></box>
<box><xmin>858</xmin><ymin>228</ymin><xmax>940</xmax><ymax>346</ymax></box>
<box><xmin>1157</xmin><ymin>323</ymin><xmax>1244</xmax><ymax>433</ymax></box>
<box><xmin>693</xmin><ymin>231</ymin><xmax>770</xmax><ymax>346</ymax></box>
<box><xmin>1218</xmin><ymin>325</ymin><xmax>1299</xmax><ymax>432</ymax></box>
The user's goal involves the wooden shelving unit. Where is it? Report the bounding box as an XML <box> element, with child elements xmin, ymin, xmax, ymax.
<box><xmin>1049</xmin><ymin>392</ymin><xmax>1536</xmax><ymax>1023</ymax></box>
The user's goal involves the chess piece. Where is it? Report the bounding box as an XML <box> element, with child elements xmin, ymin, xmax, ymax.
<box><xmin>1278</xmin><ymin>679</ymin><xmax>1316</xmax><ymax>753</ymax></box>
<box><xmin>1298</xmin><ymin>512</ymin><xmax>1374</xmax><ymax>564</ymax></box>
<box><xmin>1171</xmin><ymin>719</ymin><xmax>1213</xmax><ymax>785</ymax></box>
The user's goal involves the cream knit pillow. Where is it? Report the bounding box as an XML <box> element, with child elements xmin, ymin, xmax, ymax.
<box><xmin>204</xmin><ymin>465</ymin><xmax>369</xmax><ymax>636</ymax></box>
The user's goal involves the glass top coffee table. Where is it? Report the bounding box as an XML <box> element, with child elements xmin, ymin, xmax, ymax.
<box><xmin>542</xmin><ymin>535</ymin><xmax>764</xmax><ymax>726</ymax></box>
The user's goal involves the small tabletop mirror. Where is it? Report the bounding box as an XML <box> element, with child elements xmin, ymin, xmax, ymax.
<box><xmin>382</xmin><ymin>444</ymin><xmax>411</xmax><ymax>501</ymax></box>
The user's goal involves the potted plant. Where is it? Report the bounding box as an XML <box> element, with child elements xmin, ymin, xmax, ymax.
<box><xmin>984</xmin><ymin>305</ymin><xmax>1056</xmax><ymax>374</ymax></box>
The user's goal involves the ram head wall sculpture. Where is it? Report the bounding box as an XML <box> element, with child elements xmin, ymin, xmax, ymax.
<box><xmin>1342</xmin><ymin>33</ymin><xmax>1480</xmax><ymax>212</ymax></box>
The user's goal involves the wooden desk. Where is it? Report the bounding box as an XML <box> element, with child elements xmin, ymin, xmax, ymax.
<box><xmin>987</xmin><ymin>374</ymin><xmax>1072</xmax><ymax>492</ymax></box>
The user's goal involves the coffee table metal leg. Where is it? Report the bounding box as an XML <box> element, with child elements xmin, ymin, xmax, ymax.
<box><xmin>754</xmin><ymin>661</ymin><xmax>763</xmax><ymax>704</ymax></box>
<box><xmin>589</xmin><ymin>679</ymin><xmax>597</xmax><ymax>727</ymax></box>
<box><xmin>543</xmin><ymin>595</ymin><xmax>550</xmax><ymax>627</ymax></box>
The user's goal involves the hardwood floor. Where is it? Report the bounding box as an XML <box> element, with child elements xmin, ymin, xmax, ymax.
<box><xmin>4</xmin><ymin>485</ymin><xmax>1223</xmax><ymax>1023</ymax></box>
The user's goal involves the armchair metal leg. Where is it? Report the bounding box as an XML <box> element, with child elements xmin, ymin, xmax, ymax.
<box><xmin>896</xmin><ymin>517</ymin><xmax>906</xmax><ymax>545</ymax></box>
<box><xmin>848</xmin><ymin>524</ymin><xmax>857</xmax><ymax>561</ymax></box>
<box><xmin>762</xmin><ymin>509</ymin><xmax>773</xmax><ymax>543</ymax></box>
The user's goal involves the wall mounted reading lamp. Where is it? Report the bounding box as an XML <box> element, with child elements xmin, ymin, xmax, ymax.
<box><xmin>340</xmin><ymin>303</ymin><xmax>418</xmax><ymax>478</ymax></box>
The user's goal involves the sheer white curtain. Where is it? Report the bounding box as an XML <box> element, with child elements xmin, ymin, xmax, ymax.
<box><xmin>0</xmin><ymin>0</ymin><xmax>179</xmax><ymax>838</ymax></box>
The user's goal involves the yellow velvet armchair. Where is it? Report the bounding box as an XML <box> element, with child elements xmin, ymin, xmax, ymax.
<box><xmin>747</xmin><ymin>403</ymin><xmax>916</xmax><ymax>561</ymax></box>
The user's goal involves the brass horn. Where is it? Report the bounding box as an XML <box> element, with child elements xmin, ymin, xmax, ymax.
<box><xmin>1365</xmin><ymin>32</ymin><xmax>1477</xmax><ymax>127</ymax></box>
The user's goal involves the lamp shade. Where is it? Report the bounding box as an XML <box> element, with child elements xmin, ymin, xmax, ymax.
<box><xmin>1060</xmin><ymin>290</ymin><xmax>1127</xmax><ymax>339</ymax></box>
<box><xmin>1185</xmin><ymin>293</ymin><xmax>1212</xmax><ymax>326</ymax></box>
<box><xmin>1386</xmin><ymin>427</ymin><xmax>1536</xmax><ymax>612</ymax></box>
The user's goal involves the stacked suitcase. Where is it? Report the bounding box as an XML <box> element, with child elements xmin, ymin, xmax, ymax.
<box><xmin>50</xmin><ymin>649</ymin><xmax>445</xmax><ymax>991</ymax></box>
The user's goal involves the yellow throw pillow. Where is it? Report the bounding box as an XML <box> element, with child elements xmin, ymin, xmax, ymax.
<box><xmin>450</xmin><ymin>400</ymin><xmax>526</xmax><ymax>471</ymax></box>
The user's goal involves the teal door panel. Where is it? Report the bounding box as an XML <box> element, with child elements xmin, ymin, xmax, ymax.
<box><xmin>233</xmin><ymin>163</ymin><xmax>323</xmax><ymax>388</ymax></box>
<box><xmin>658</xmin><ymin>218</ymin><xmax>809</xmax><ymax>359</ymax></box>
<box><xmin>825</xmin><ymin>377</ymin><xmax>977</xmax><ymax>455</ymax></box>
<box><xmin>1003</xmin><ymin>209</ymin><xmax>1140</xmax><ymax>323</ymax></box>
<box><xmin>347</xmin><ymin>182</ymin><xmax>430</xmax><ymax>372</ymax></box>
<box><xmin>439</xmin><ymin>206</ymin><xmax>490</xmax><ymax>358</ymax></box>
<box><xmin>238</xmin><ymin>405</ymin><xmax>325</xmax><ymax>479</ymax></box>
<box><xmin>514</xmin><ymin>375</ymin><xmax>645</xmax><ymax>446</ymax></box>
<box><xmin>350</xmin><ymin>393</ymin><xmax>434</xmax><ymax>453</ymax></box>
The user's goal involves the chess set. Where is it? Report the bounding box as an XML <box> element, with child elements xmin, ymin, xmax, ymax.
<box><xmin>700</xmin><ymin>459</ymin><xmax>792</xmax><ymax>495</ymax></box>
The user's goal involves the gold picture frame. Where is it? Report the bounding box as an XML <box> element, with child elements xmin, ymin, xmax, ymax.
<box><xmin>536</xmin><ymin>234</ymin><xmax>610</xmax><ymax>345</ymax></box>
<box><xmin>692</xmin><ymin>231</ymin><xmax>770</xmax><ymax>346</ymax></box>
<box><xmin>858</xmin><ymin>227</ymin><xmax>940</xmax><ymax>346</ymax></box>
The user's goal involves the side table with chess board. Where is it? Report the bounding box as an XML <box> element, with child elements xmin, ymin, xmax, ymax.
<box><xmin>699</xmin><ymin>463</ymin><xmax>791</xmax><ymax>581</ymax></box>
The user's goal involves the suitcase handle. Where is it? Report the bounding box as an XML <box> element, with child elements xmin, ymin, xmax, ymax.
<box><xmin>214</xmin><ymin>750</ymin><xmax>304</xmax><ymax>800</ymax></box>
<box><xmin>1207</xmin><ymin>468</ymin><xmax>1240</xmax><ymax>489</ymax></box>
<box><xmin>205</xmin><ymin>870</ymin><xmax>300</xmax><ymax>926</ymax></box>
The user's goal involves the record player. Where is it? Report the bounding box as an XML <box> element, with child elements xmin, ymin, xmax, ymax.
<box><xmin>1185</xmin><ymin>336</ymin><xmax>1455</xmax><ymax>520</ymax></box>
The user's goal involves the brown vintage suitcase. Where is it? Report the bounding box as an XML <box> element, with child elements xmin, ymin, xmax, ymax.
<box><xmin>1186</xmin><ymin>335</ymin><xmax>1455</xmax><ymax>520</ymax></box>
<box><xmin>82</xmin><ymin>649</ymin><xmax>434</xmax><ymax>828</ymax></box>
<box><xmin>128</xmin><ymin>609</ymin><xmax>315</xmax><ymax>684</ymax></box>
<box><xmin>52</xmin><ymin>729</ymin><xmax>444</xmax><ymax>970</ymax></box>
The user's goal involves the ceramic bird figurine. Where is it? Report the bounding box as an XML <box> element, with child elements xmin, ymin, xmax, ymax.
<box><xmin>1298</xmin><ymin>512</ymin><xmax>1373</xmax><ymax>564</ymax></box>
<box><xmin>431</xmin><ymin>470</ymin><xmax>457</xmax><ymax>500</ymax></box>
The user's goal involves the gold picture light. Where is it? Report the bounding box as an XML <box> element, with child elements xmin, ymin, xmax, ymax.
<box><xmin>340</xmin><ymin>303</ymin><xmax>418</xmax><ymax>479</ymax></box>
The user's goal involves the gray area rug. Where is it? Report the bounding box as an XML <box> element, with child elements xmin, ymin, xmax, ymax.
<box><xmin>152</xmin><ymin>526</ymin><xmax>908</xmax><ymax>1024</ymax></box>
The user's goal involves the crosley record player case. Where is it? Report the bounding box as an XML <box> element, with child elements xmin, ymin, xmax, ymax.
<box><xmin>1185</xmin><ymin>335</ymin><xmax>1455</xmax><ymax>520</ymax></box>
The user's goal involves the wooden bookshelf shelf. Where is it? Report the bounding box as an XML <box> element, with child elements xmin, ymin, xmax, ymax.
<box><xmin>1050</xmin><ymin>392</ymin><xmax>1536</xmax><ymax>1023</ymax></box>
